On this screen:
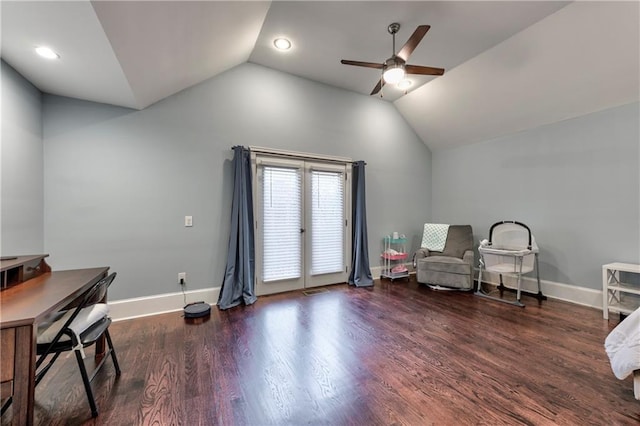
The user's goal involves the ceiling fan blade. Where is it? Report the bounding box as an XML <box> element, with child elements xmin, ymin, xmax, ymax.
<box><xmin>370</xmin><ymin>79</ymin><xmax>385</xmax><ymax>95</ymax></box>
<box><xmin>397</xmin><ymin>25</ymin><xmax>430</xmax><ymax>61</ymax></box>
<box><xmin>405</xmin><ymin>64</ymin><xmax>445</xmax><ymax>76</ymax></box>
<box><xmin>341</xmin><ymin>60</ymin><xmax>384</xmax><ymax>69</ymax></box>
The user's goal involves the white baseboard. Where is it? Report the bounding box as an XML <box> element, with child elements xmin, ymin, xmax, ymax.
<box><xmin>108</xmin><ymin>269</ymin><xmax>603</xmax><ymax>322</ymax></box>
<box><xmin>476</xmin><ymin>270</ymin><xmax>602</xmax><ymax>309</ymax></box>
<box><xmin>379</xmin><ymin>263</ymin><xmax>602</xmax><ymax>309</ymax></box>
<box><xmin>371</xmin><ymin>265</ymin><xmax>383</xmax><ymax>279</ymax></box>
<box><xmin>108</xmin><ymin>287</ymin><xmax>220</xmax><ymax>322</ymax></box>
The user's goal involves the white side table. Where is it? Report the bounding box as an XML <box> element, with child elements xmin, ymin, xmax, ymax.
<box><xmin>602</xmin><ymin>262</ymin><xmax>640</xmax><ymax>319</ymax></box>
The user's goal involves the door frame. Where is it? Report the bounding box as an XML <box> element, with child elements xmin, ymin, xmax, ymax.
<box><xmin>250</xmin><ymin>147</ymin><xmax>352</xmax><ymax>296</ymax></box>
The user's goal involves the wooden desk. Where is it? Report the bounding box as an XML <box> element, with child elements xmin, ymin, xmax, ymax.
<box><xmin>1</xmin><ymin>255</ymin><xmax>51</xmax><ymax>290</ymax></box>
<box><xmin>1</xmin><ymin>266</ymin><xmax>109</xmax><ymax>425</ymax></box>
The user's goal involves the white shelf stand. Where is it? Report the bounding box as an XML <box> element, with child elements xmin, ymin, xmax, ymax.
<box><xmin>381</xmin><ymin>236</ymin><xmax>409</xmax><ymax>281</ymax></box>
<box><xmin>602</xmin><ymin>262</ymin><xmax>640</xmax><ymax>320</ymax></box>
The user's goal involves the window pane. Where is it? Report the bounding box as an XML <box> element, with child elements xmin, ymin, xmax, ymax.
<box><xmin>262</xmin><ymin>166</ymin><xmax>302</xmax><ymax>282</ymax></box>
<box><xmin>311</xmin><ymin>170</ymin><xmax>344</xmax><ymax>275</ymax></box>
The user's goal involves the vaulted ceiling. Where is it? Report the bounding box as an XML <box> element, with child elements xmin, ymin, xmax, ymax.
<box><xmin>1</xmin><ymin>1</ymin><xmax>638</xmax><ymax>151</ymax></box>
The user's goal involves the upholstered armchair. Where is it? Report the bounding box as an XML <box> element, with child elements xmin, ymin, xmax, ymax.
<box><xmin>415</xmin><ymin>224</ymin><xmax>474</xmax><ymax>290</ymax></box>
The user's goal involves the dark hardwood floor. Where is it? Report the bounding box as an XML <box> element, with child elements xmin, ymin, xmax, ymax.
<box><xmin>6</xmin><ymin>276</ymin><xmax>640</xmax><ymax>425</ymax></box>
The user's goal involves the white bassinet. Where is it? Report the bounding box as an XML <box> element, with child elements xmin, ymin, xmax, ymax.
<box><xmin>475</xmin><ymin>221</ymin><xmax>545</xmax><ymax>307</ymax></box>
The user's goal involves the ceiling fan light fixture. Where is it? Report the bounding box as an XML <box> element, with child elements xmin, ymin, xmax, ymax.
<box><xmin>35</xmin><ymin>46</ymin><xmax>59</xmax><ymax>59</ymax></box>
<box><xmin>273</xmin><ymin>38</ymin><xmax>292</xmax><ymax>51</ymax></box>
<box><xmin>340</xmin><ymin>23</ymin><xmax>444</xmax><ymax>96</ymax></box>
<box><xmin>383</xmin><ymin>64</ymin><xmax>405</xmax><ymax>84</ymax></box>
<box><xmin>397</xmin><ymin>79</ymin><xmax>412</xmax><ymax>90</ymax></box>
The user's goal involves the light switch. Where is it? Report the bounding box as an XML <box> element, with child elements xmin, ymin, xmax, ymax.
<box><xmin>185</xmin><ymin>216</ymin><xmax>193</xmax><ymax>227</ymax></box>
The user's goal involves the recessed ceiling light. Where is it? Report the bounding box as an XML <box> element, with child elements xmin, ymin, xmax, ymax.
<box><xmin>397</xmin><ymin>79</ymin><xmax>413</xmax><ymax>90</ymax></box>
<box><xmin>273</xmin><ymin>38</ymin><xmax>292</xmax><ymax>51</ymax></box>
<box><xmin>35</xmin><ymin>46</ymin><xmax>59</xmax><ymax>59</ymax></box>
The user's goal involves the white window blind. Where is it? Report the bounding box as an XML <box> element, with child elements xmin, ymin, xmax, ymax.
<box><xmin>311</xmin><ymin>170</ymin><xmax>344</xmax><ymax>275</ymax></box>
<box><xmin>262</xmin><ymin>166</ymin><xmax>302</xmax><ymax>282</ymax></box>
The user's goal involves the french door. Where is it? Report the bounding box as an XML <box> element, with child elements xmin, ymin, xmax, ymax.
<box><xmin>254</xmin><ymin>155</ymin><xmax>351</xmax><ymax>296</ymax></box>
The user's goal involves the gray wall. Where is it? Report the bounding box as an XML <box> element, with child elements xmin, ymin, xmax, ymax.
<box><xmin>7</xmin><ymin>53</ymin><xmax>638</xmax><ymax>297</ymax></box>
<box><xmin>432</xmin><ymin>102</ymin><xmax>640</xmax><ymax>290</ymax></box>
<box><xmin>43</xmin><ymin>63</ymin><xmax>432</xmax><ymax>300</ymax></box>
<box><xmin>1</xmin><ymin>60</ymin><xmax>44</xmax><ymax>254</ymax></box>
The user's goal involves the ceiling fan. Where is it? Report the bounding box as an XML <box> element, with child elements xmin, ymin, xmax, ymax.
<box><xmin>341</xmin><ymin>22</ymin><xmax>445</xmax><ymax>96</ymax></box>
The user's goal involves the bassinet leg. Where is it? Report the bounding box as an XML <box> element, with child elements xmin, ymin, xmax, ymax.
<box><xmin>475</xmin><ymin>263</ymin><xmax>524</xmax><ymax>307</ymax></box>
<box><xmin>476</xmin><ymin>265</ymin><xmax>484</xmax><ymax>294</ymax></box>
<box><xmin>533</xmin><ymin>254</ymin><xmax>547</xmax><ymax>301</ymax></box>
<box><xmin>634</xmin><ymin>370</ymin><xmax>640</xmax><ymax>400</ymax></box>
<box><xmin>516</xmin><ymin>257</ymin><xmax>524</xmax><ymax>303</ymax></box>
<box><xmin>497</xmin><ymin>274</ymin><xmax>505</xmax><ymax>293</ymax></box>
<box><xmin>478</xmin><ymin>258</ymin><xmax>525</xmax><ymax>308</ymax></box>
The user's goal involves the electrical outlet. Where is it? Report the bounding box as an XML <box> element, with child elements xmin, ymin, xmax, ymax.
<box><xmin>178</xmin><ymin>272</ymin><xmax>186</xmax><ymax>285</ymax></box>
<box><xmin>185</xmin><ymin>216</ymin><xmax>193</xmax><ymax>227</ymax></box>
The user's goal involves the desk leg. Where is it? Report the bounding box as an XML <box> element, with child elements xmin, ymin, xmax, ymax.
<box><xmin>13</xmin><ymin>325</ymin><xmax>35</xmax><ymax>426</ymax></box>
<box><xmin>95</xmin><ymin>336</ymin><xmax>106</xmax><ymax>360</ymax></box>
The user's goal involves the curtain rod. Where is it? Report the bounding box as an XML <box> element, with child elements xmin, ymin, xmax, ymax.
<box><xmin>233</xmin><ymin>146</ymin><xmax>365</xmax><ymax>165</ymax></box>
<box><xmin>246</xmin><ymin>146</ymin><xmax>353</xmax><ymax>164</ymax></box>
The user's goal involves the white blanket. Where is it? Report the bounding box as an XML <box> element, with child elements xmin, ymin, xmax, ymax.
<box><xmin>421</xmin><ymin>223</ymin><xmax>449</xmax><ymax>252</ymax></box>
<box><xmin>605</xmin><ymin>307</ymin><xmax>640</xmax><ymax>380</ymax></box>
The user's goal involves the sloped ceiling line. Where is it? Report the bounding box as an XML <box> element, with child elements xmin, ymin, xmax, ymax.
<box><xmin>91</xmin><ymin>0</ymin><xmax>272</xmax><ymax>109</ymax></box>
<box><xmin>395</xmin><ymin>1</ymin><xmax>640</xmax><ymax>151</ymax></box>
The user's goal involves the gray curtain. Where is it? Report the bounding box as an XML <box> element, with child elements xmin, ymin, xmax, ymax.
<box><xmin>348</xmin><ymin>161</ymin><xmax>374</xmax><ymax>287</ymax></box>
<box><xmin>218</xmin><ymin>146</ymin><xmax>257</xmax><ymax>309</ymax></box>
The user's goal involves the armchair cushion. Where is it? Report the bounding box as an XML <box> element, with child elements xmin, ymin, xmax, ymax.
<box><xmin>441</xmin><ymin>225</ymin><xmax>474</xmax><ymax>259</ymax></box>
<box><xmin>420</xmin><ymin>255</ymin><xmax>471</xmax><ymax>275</ymax></box>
